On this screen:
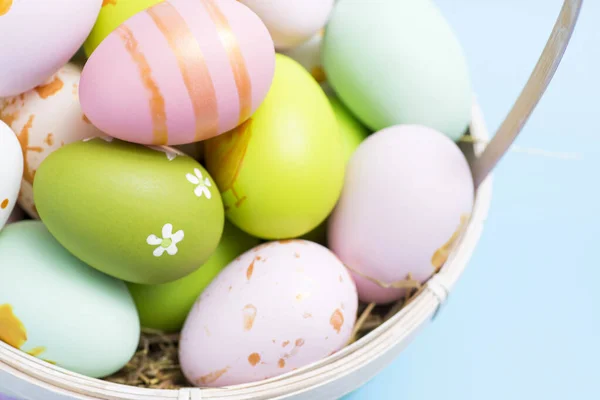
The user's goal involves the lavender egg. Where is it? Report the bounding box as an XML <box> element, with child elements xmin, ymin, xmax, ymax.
<box><xmin>179</xmin><ymin>240</ymin><xmax>358</xmax><ymax>387</ymax></box>
<box><xmin>328</xmin><ymin>125</ymin><xmax>474</xmax><ymax>304</ymax></box>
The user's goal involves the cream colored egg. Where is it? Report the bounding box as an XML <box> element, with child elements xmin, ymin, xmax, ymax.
<box><xmin>0</xmin><ymin>63</ymin><xmax>103</xmax><ymax>218</ymax></box>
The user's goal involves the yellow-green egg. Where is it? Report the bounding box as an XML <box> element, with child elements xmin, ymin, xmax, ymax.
<box><xmin>84</xmin><ymin>0</ymin><xmax>165</xmax><ymax>56</ymax></box>
<box><xmin>127</xmin><ymin>221</ymin><xmax>260</xmax><ymax>333</ymax></box>
<box><xmin>205</xmin><ymin>54</ymin><xmax>345</xmax><ymax>240</ymax></box>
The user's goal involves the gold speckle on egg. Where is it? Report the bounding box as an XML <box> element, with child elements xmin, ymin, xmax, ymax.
<box><xmin>102</xmin><ymin>0</ymin><xmax>117</xmax><ymax>7</ymax></box>
<box><xmin>0</xmin><ymin>0</ymin><xmax>13</xmax><ymax>17</ymax></box>
<box><xmin>246</xmin><ymin>258</ymin><xmax>256</xmax><ymax>280</ymax></box>
<box><xmin>44</xmin><ymin>133</ymin><xmax>54</xmax><ymax>146</ymax></box>
<box><xmin>303</xmin><ymin>312</ymin><xmax>312</xmax><ymax>319</ymax></box>
<box><xmin>0</xmin><ymin>304</ymin><xmax>27</xmax><ymax>348</ymax></box>
<box><xmin>282</xmin><ymin>340</ymin><xmax>290</xmax><ymax>348</ymax></box>
<box><xmin>34</xmin><ymin>76</ymin><xmax>64</xmax><ymax>99</ymax></box>
<box><xmin>196</xmin><ymin>367</ymin><xmax>229</xmax><ymax>385</ymax></box>
<box><xmin>1</xmin><ymin>199</ymin><xmax>8</xmax><ymax>209</ymax></box>
<box><xmin>330</xmin><ymin>309</ymin><xmax>344</xmax><ymax>334</ymax></box>
<box><xmin>278</xmin><ymin>358</ymin><xmax>286</xmax><ymax>368</ymax></box>
<box><xmin>295</xmin><ymin>292</ymin><xmax>310</xmax><ymax>301</ymax></box>
<box><xmin>242</xmin><ymin>304</ymin><xmax>257</xmax><ymax>331</ymax></box>
<box><xmin>17</xmin><ymin>115</ymin><xmax>42</xmax><ymax>185</ymax></box>
<box><xmin>248</xmin><ymin>353</ymin><xmax>261</xmax><ymax>366</ymax></box>
<box><xmin>295</xmin><ymin>338</ymin><xmax>305</xmax><ymax>347</ymax></box>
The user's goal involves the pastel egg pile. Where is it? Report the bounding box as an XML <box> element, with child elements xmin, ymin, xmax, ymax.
<box><xmin>0</xmin><ymin>0</ymin><xmax>475</xmax><ymax>388</ymax></box>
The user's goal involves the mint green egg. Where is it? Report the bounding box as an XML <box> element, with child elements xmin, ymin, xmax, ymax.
<box><xmin>323</xmin><ymin>0</ymin><xmax>473</xmax><ymax>141</ymax></box>
<box><xmin>0</xmin><ymin>221</ymin><xmax>140</xmax><ymax>378</ymax></box>
<box><xmin>34</xmin><ymin>138</ymin><xmax>225</xmax><ymax>284</ymax></box>
<box><xmin>127</xmin><ymin>221</ymin><xmax>260</xmax><ymax>333</ymax></box>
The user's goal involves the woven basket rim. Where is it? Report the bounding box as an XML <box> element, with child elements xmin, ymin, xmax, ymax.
<box><xmin>0</xmin><ymin>101</ymin><xmax>492</xmax><ymax>400</ymax></box>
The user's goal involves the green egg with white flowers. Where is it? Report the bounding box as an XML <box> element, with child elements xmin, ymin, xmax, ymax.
<box><xmin>205</xmin><ymin>54</ymin><xmax>345</xmax><ymax>240</ymax></box>
<box><xmin>0</xmin><ymin>221</ymin><xmax>140</xmax><ymax>378</ymax></box>
<box><xmin>127</xmin><ymin>220</ymin><xmax>260</xmax><ymax>333</ymax></box>
<box><xmin>33</xmin><ymin>138</ymin><xmax>225</xmax><ymax>285</ymax></box>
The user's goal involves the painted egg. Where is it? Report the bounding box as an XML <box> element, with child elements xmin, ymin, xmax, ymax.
<box><xmin>239</xmin><ymin>0</ymin><xmax>334</xmax><ymax>50</ymax></box>
<box><xmin>328</xmin><ymin>125</ymin><xmax>474</xmax><ymax>304</ymax></box>
<box><xmin>0</xmin><ymin>121</ymin><xmax>23</xmax><ymax>231</ymax></box>
<box><xmin>0</xmin><ymin>0</ymin><xmax>102</xmax><ymax>97</ymax></box>
<box><xmin>322</xmin><ymin>0</ymin><xmax>473</xmax><ymax>141</ymax></box>
<box><xmin>127</xmin><ymin>221</ymin><xmax>260</xmax><ymax>333</ymax></box>
<box><xmin>7</xmin><ymin>206</ymin><xmax>24</xmax><ymax>225</ymax></box>
<box><xmin>205</xmin><ymin>54</ymin><xmax>345</xmax><ymax>240</ymax></box>
<box><xmin>33</xmin><ymin>138</ymin><xmax>225</xmax><ymax>284</ymax></box>
<box><xmin>0</xmin><ymin>63</ymin><xmax>104</xmax><ymax>219</ymax></box>
<box><xmin>80</xmin><ymin>0</ymin><xmax>276</xmax><ymax>146</ymax></box>
<box><xmin>281</xmin><ymin>30</ymin><xmax>326</xmax><ymax>84</ymax></box>
<box><xmin>84</xmin><ymin>0</ymin><xmax>165</xmax><ymax>56</ymax></box>
<box><xmin>298</xmin><ymin>94</ymin><xmax>369</xmax><ymax>246</ymax></box>
<box><xmin>179</xmin><ymin>240</ymin><xmax>358</xmax><ymax>387</ymax></box>
<box><xmin>0</xmin><ymin>221</ymin><xmax>140</xmax><ymax>378</ymax></box>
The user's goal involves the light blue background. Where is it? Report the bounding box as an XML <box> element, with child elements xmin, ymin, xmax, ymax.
<box><xmin>345</xmin><ymin>0</ymin><xmax>599</xmax><ymax>399</ymax></box>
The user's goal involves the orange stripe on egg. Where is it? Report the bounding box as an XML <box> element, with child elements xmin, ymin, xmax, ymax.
<box><xmin>116</xmin><ymin>24</ymin><xmax>169</xmax><ymax>145</ymax></box>
<box><xmin>147</xmin><ymin>2</ymin><xmax>219</xmax><ymax>141</ymax></box>
<box><xmin>200</xmin><ymin>0</ymin><xmax>252</xmax><ymax>125</ymax></box>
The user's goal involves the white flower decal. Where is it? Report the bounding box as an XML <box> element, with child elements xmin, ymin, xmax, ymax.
<box><xmin>83</xmin><ymin>136</ymin><xmax>113</xmax><ymax>143</ymax></box>
<box><xmin>146</xmin><ymin>223</ymin><xmax>184</xmax><ymax>257</ymax></box>
<box><xmin>147</xmin><ymin>145</ymin><xmax>182</xmax><ymax>161</ymax></box>
<box><xmin>186</xmin><ymin>168</ymin><xmax>212</xmax><ymax>199</ymax></box>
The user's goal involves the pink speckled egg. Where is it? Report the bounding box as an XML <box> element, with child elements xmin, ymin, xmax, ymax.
<box><xmin>0</xmin><ymin>63</ymin><xmax>104</xmax><ymax>219</ymax></box>
<box><xmin>328</xmin><ymin>125</ymin><xmax>474</xmax><ymax>304</ymax></box>
<box><xmin>179</xmin><ymin>240</ymin><xmax>358</xmax><ymax>387</ymax></box>
<box><xmin>0</xmin><ymin>0</ymin><xmax>102</xmax><ymax>97</ymax></box>
<box><xmin>79</xmin><ymin>0</ymin><xmax>275</xmax><ymax>146</ymax></box>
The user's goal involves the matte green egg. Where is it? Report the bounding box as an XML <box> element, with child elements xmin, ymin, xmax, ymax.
<box><xmin>205</xmin><ymin>54</ymin><xmax>345</xmax><ymax>240</ymax></box>
<box><xmin>34</xmin><ymin>139</ymin><xmax>224</xmax><ymax>284</ymax></box>
<box><xmin>127</xmin><ymin>221</ymin><xmax>260</xmax><ymax>333</ymax></box>
<box><xmin>0</xmin><ymin>221</ymin><xmax>140</xmax><ymax>378</ymax></box>
<box><xmin>323</xmin><ymin>0</ymin><xmax>473</xmax><ymax>141</ymax></box>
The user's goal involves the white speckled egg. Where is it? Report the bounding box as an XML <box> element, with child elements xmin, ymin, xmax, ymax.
<box><xmin>0</xmin><ymin>63</ymin><xmax>103</xmax><ymax>218</ymax></box>
<box><xmin>0</xmin><ymin>0</ymin><xmax>102</xmax><ymax>97</ymax></box>
<box><xmin>328</xmin><ymin>125</ymin><xmax>474</xmax><ymax>304</ymax></box>
<box><xmin>239</xmin><ymin>0</ymin><xmax>334</xmax><ymax>50</ymax></box>
<box><xmin>0</xmin><ymin>120</ymin><xmax>23</xmax><ymax>231</ymax></box>
<box><xmin>179</xmin><ymin>240</ymin><xmax>358</xmax><ymax>387</ymax></box>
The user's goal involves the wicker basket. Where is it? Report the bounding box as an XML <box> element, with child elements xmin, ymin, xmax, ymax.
<box><xmin>0</xmin><ymin>1</ymin><xmax>582</xmax><ymax>399</ymax></box>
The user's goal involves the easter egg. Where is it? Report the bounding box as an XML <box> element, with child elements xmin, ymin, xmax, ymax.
<box><xmin>322</xmin><ymin>0</ymin><xmax>473</xmax><ymax>141</ymax></box>
<box><xmin>179</xmin><ymin>240</ymin><xmax>358</xmax><ymax>387</ymax></box>
<box><xmin>33</xmin><ymin>138</ymin><xmax>225</xmax><ymax>284</ymax></box>
<box><xmin>205</xmin><ymin>54</ymin><xmax>345</xmax><ymax>240</ymax></box>
<box><xmin>281</xmin><ymin>30</ymin><xmax>326</xmax><ymax>84</ymax></box>
<box><xmin>0</xmin><ymin>221</ymin><xmax>140</xmax><ymax>378</ymax></box>
<box><xmin>0</xmin><ymin>121</ymin><xmax>23</xmax><ymax>231</ymax></box>
<box><xmin>0</xmin><ymin>63</ymin><xmax>104</xmax><ymax>219</ymax></box>
<box><xmin>80</xmin><ymin>0</ymin><xmax>276</xmax><ymax>146</ymax></box>
<box><xmin>239</xmin><ymin>0</ymin><xmax>334</xmax><ymax>50</ymax></box>
<box><xmin>328</xmin><ymin>125</ymin><xmax>474</xmax><ymax>304</ymax></box>
<box><xmin>127</xmin><ymin>221</ymin><xmax>260</xmax><ymax>332</ymax></box>
<box><xmin>0</xmin><ymin>0</ymin><xmax>102</xmax><ymax>97</ymax></box>
<box><xmin>84</xmin><ymin>0</ymin><xmax>165</xmax><ymax>56</ymax></box>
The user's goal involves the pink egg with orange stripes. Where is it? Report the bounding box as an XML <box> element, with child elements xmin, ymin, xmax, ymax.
<box><xmin>79</xmin><ymin>0</ymin><xmax>275</xmax><ymax>146</ymax></box>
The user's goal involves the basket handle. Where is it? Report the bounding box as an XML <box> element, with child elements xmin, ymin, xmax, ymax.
<box><xmin>471</xmin><ymin>0</ymin><xmax>583</xmax><ymax>188</ymax></box>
